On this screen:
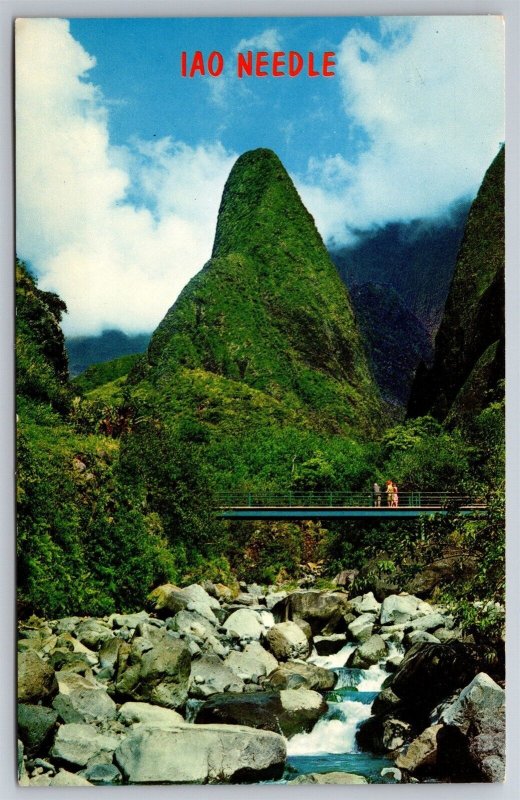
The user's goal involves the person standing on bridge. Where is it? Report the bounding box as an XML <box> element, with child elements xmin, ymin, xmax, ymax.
<box><xmin>373</xmin><ymin>482</ymin><xmax>381</xmax><ymax>507</ymax></box>
<box><xmin>386</xmin><ymin>480</ymin><xmax>393</xmax><ymax>507</ymax></box>
<box><xmin>392</xmin><ymin>482</ymin><xmax>399</xmax><ymax>508</ymax></box>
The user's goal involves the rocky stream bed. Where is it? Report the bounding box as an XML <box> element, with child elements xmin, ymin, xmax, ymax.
<box><xmin>17</xmin><ymin>582</ymin><xmax>505</xmax><ymax>785</ymax></box>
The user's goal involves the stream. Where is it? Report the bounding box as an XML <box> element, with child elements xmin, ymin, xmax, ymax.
<box><xmin>282</xmin><ymin>642</ymin><xmax>402</xmax><ymax>783</ymax></box>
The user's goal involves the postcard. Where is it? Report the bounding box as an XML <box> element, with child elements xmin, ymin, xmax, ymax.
<box><xmin>15</xmin><ymin>15</ymin><xmax>505</xmax><ymax>786</ymax></box>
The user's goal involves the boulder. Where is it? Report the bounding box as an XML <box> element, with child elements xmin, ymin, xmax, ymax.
<box><xmin>54</xmin><ymin>617</ymin><xmax>83</xmax><ymax>634</ymax></box>
<box><xmin>114</xmin><ymin>723</ymin><xmax>286</xmax><ymax>783</ymax></box>
<box><xmin>224</xmin><ymin>643</ymin><xmax>278</xmax><ymax>684</ymax></box>
<box><xmin>75</xmin><ymin>619</ymin><xmax>114</xmax><ymax>650</ymax></box>
<box><xmin>51</xmin><ymin>723</ymin><xmax>119</xmax><ymax>768</ymax></box>
<box><xmin>98</xmin><ymin>636</ymin><xmax>121</xmax><ymax>672</ymax></box>
<box><xmin>266</xmin><ymin>622</ymin><xmax>310</xmax><ymax>661</ymax></box>
<box><xmin>50</xmin><ymin>769</ymin><xmax>94</xmax><ymax>786</ymax></box>
<box><xmin>356</xmin><ymin>714</ymin><xmax>413</xmax><ymax>754</ymax></box>
<box><xmin>78</xmin><ymin>763</ymin><xmax>122</xmax><ymax>785</ymax></box>
<box><xmin>406</xmin><ymin>612</ymin><xmax>450</xmax><ymax>632</ymax></box>
<box><xmin>396</xmin><ymin>724</ymin><xmax>442</xmax><ymax>774</ymax></box>
<box><xmin>380</xmin><ymin>594</ymin><xmax>434</xmax><ymax>625</ymax></box>
<box><xmin>347</xmin><ymin>635</ymin><xmax>387</xmax><ymax>669</ymax></box>
<box><xmin>195</xmin><ymin>688</ymin><xmax>326</xmax><ymax>738</ymax></box>
<box><xmin>404</xmin><ymin>630</ymin><xmax>441</xmax><ymax>647</ymax></box>
<box><xmin>222</xmin><ymin>609</ymin><xmax>264</xmax><ymax>641</ymax></box>
<box><xmin>264</xmin><ymin>661</ymin><xmax>336</xmax><ymax>692</ymax></box>
<box><xmin>52</xmin><ymin>673</ymin><xmax>117</xmax><ymax>723</ymax></box>
<box><xmin>348</xmin><ymin>613</ymin><xmax>376</xmax><ymax>643</ymax></box>
<box><xmin>168</xmin><ymin>609</ymin><xmax>216</xmax><ymax>638</ymax></box>
<box><xmin>189</xmin><ymin>654</ymin><xmax>245</xmax><ymax>698</ymax></box>
<box><xmin>350</xmin><ymin>592</ymin><xmax>381</xmax><ymax>616</ymax></box>
<box><xmin>109</xmin><ymin>611</ymin><xmax>149</xmax><ymax>629</ymax></box>
<box><xmin>288</xmin><ymin>772</ymin><xmax>367</xmax><ymax>784</ymax></box>
<box><xmin>118</xmin><ymin>701</ymin><xmax>184</xmax><ymax>727</ymax></box>
<box><xmin>48</xmin><ymin>650</ymin><xmax>92</xmax><ymax>675</ymax></box>
<box><xmin>440</xmin><ymin>672</ymin><xmax>505</xmax><ymax>734</ymax></box>
<box><xmin>314</xmin><ymin>634</ymin><xmax>348</xmax><ymax>655</ymax></box>
<box><xmin>385</xmin><ymin>642</ymin><xmax>478</xmax><ymax>719</ymax></box>
<box><xmin>115</xmin><ymin>637</ymin><xmax>191</xmax><ymax>709</ymax></box>
<box><xmin>18</xmin><ymin>651</ymin><xmax>58</xmax><ymax>704</ymax></box>
<box><xmin>467</xmin><ymin>704</ymin><xmax>506</xmax><ymax>782</ymax></box>
<box><xmin>17</xmin><ymin>704</ymin><xmax>58</xmax><ymax>755</ymax></box>
<box><xmin>273</xmin><ymin>590</ymin><xmax>351</xmax><ymax>635</ymax></box>
<box><xmin>265</xmin><ymin>591</ymin><xmax>288</xmax><ymax>610</ymax></box>
<box><xmin>146</xmin><ymin>583</ymin><xmax>188</xmax><ymax>617</ymax></box>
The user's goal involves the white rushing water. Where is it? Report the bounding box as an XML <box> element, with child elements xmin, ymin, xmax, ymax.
<box><xmin>287</xmin><ymin>641</ymin><xmax>400</xmax><ymax>757</ymax></box>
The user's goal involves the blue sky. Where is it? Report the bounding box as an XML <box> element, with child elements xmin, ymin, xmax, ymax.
<box><xmin>16</xmin><ymin>16</ymin><xmax>504</xmax><ymax>335</ymax></box>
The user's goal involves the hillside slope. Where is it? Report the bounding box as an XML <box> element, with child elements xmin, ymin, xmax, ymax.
<box><xmin>407</xmin><ymin>146</ymin><xmax>505</xmax><ymax>423</ymax></box>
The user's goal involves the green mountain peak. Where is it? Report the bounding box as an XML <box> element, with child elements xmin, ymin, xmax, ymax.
<box><xmin>143</xmin><ymin>149</ymin><xmax>382</xmax><ymax>436</ymax></box>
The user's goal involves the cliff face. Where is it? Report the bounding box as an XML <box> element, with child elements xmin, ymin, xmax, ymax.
<box><xmin>407</xmin><ymin>146</ymin><xmax>505</xmax><ymax>423</ymax></box>
<box><xmin>143</xmin><ymin>148</ymin><xmax>382</xmax><ymax>435</ymax></box>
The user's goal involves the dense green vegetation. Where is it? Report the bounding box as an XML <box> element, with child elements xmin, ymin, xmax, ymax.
<box><xmin>16</xmin><ymin>147</ymin><xmax>504</xmax><ymax>650</ymax></box>
<box><xmin>409</xmin><ymin>145</ymin><xmax>504</xmax><ymax>423</ymax></box>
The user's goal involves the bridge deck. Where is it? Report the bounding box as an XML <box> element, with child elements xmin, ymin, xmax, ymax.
<box><xmin>215</xmin><ymin>492</ymin><xmax>486</xmax><ymax>520</ymax></box>
<box><xmin>219</xmin><ymin>505</ymin><xmax>486</xmax><ymax>520</ymax></box>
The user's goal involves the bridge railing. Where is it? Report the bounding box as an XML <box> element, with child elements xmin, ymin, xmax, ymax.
<box><xmin>215</xmin><ymin>492</ymin><xmax>484</xmax><ymax>509</ymax></box>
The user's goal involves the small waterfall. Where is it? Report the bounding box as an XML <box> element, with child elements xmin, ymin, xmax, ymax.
<box><xmin>287</xmin><ymin>641</ymin><xmax>401</xmax><ymax>762</ymax></box>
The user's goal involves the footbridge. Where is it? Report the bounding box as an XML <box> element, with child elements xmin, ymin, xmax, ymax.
<box><xmin>216</xmin><ymin>492</ymin><xmax>486</xmax><ymax>520</ymax></box>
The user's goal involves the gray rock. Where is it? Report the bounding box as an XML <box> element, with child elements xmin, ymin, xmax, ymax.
<box><xmin>351</xmin><ymin>592</ymin><xmax>381</xmax><ymax>616</ymax></box>
<box><xmin>385</xmin><ymin>654</ymin><xmax>404</xmax><ymax>673</ymax></box>
<box><xmin>53</xmin><ymin>617</ymin><xmax>82</xmax><ymax>635</ymax></box>
<box><xmin>266</xmin><ymin>622</ymin><xmax>310</xmax><ymax>661</ymax></box>
<box><xmin>265</xmin><ymin>591</ymin><xmax>288</xmax><ymax>610</ymax></box>
<box><xmin>224</xmin><ymin>642</ymin><xmax>278</xmax><ymax>683</ymax></box>
<box><xmin>406</xmin><ymin>612</ymin><xmax>448</xmax><ymax>632</ymax></box>
<box><xmin>98</xmin><ymin>636</ymin><xmax>121</xmax><ymax>671</ymax></box>
<box><xmin>51</xmin><ymin>723</ymin><xmax>119</xmax><ymax>767</ymax></box>
<box><xmin>264</xmin><ymin>660</ymin><xmax>336</xmax><ymax>692</ymax></box>
<box><xmin>17</xmin><ymin>703</ymin><xmax>58</xmax><ymax>755</ymax></box>
<box><xmin>115</xmin><ymin>637</ymin><xmax>191</xmax><ymax>709</ymax></box>
<box><xmin>109</xmin><ymin>611</ymin><xmax>149</xmax><ymax>629</ymax></box>
<box><xmin>168</xmin><ymin>609</ymin><xmax>216</xmax><ymax>638</ymax></box>
<box><xmin>17</xmin><ymin>739</ymin><xmax>26</xmax><ymax>783</ymax></box>
<box><xmin>118</xmin><ymin>701</ymin><xmax>185</xmax><ymax>727</ymax></box>
<box><xmin>189</xmin><ymin>654</ymin><xmax>245</xmax><ymax>697</ymax></box>
<box><xmin>222</xmin><ymin>608</ymin><xmax>264</xmax><ymax>640</ymax></box>
<box><xmin>75</xmin><ymin>619</ymin><xmax>114</xmax><ymax>650</ymax></box>
<box><xmin>348</xmin><ymin>612</ymin><xmax>376</xmax><ymax>643</ymax></box>
<box><xmin>380</xmin><ymin>594</ymin><xmax>434</xmax><ymax>625</ymax></box>
<box><xmin>347</xmin><ymin>634</ymin><xmax>387</xmax><ymax>669</ymax></box>
<box><xmin>51</xmin><ymin>769</ymin><xmax>93</xmax><ymax>786</ymax></box>
<box><xmin>18</xmin><ymin>650</ymin><xmax>58</xmax><ymax>704</ymax></box>
<box><xmin>434</xmin><ymin>627</ymin><xmax>463</xmax><ymax>643</ymax></box>
<box><xmin>195</xmin><ymin>688</ymin><xmax>326</xmax><ymax>738</ymax></box>
<box><xmin>440</xmin><ymin>672</ymin><xmax>505</xmax><ymax>734</ymax></box>
<box><xmin>114</xmin><ymin>723</ymin><xmax>286</xmax><ymax>783</ymax></box>
<box><xmin>382</xmin><ymin>717</ymin><xmax>412</xmax><ymax>750</ymax></box>
<box><xmin>396</xmin><ymin>724</ymin><xmax>442</xmax><ymax>774</ymax></box>
<box><xmin>288</xmin><ymin>771</ymin><xmax>367</xmax><ymax>784</ymax></box>
<box><xmin>404</xmin><ymin>630</ymin><xmax>441</xmax><ymax>647</ymax></box>
<box><xmin>78</xmin><ymin>763</ymin><xmax>122</xmax><ymax>785</ymax></box>
<box><xmin>273</xmin><ymin>590</ymin><xmax>352</xmax><ymax>635</ymax></box>
<box><xmin>52</xmin><ymin>677</ymin><xmax>117</xmax><ymax>723</ymax></box>
<box><xmin>468</xmin><ymin>705</ymin><xmax>505</xmax><ymax>782</ymax></box>
<box><xmin>146</xmin><ymin>583</ymin><xmax>189</xmax><ymax>617</ymax></box>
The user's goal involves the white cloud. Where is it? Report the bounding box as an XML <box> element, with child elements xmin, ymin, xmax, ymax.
<box><xmin>234</xmin><ymin>28</ymin><xmax>283</xmax><ymax>54</ymax></box>
<box><xmin>15</xmin><ymin>19</ymin><xmax>237</xmax><ymax>336</ymax></box>
<box><xmin>297</xmin><ymin>16</ymin><xmax>505</xmax><ymax>245</ymax></box>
